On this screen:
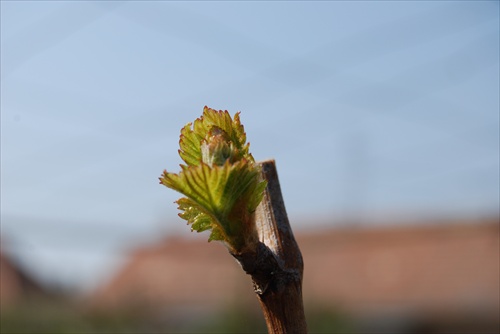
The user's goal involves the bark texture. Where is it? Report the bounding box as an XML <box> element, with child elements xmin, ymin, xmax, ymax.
<box><xmin>231</xmin><ymin>159</ymin><xmax>307</xmax><ymax>333</ymax></box>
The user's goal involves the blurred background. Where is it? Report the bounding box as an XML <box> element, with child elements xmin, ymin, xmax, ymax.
<box><xmin>1</xmin><ymin>1</ymin><xmax>498</xmax><ymax>333</ymax></box>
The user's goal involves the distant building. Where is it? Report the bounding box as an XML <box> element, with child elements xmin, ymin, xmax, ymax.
<box><xmin>90</xmin><ymin>218</ymin><xmax>499</xmax><ymax>332</ymax></box>
<box><xmin>0</xmin><ymin>250</ymin><xmax>45</xmax><ymax>309</ymax></box>
<box><xmin>91</xmin><ymin>235</ymin><xmax>254</xmax><ymax>312</ymax></box>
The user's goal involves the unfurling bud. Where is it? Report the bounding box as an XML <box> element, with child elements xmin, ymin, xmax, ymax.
<box><xmin>159</xmin><ymin>106</ymin><xmax>266</xmax><ymax>253</ymax></box>
<box><xmin>201</xmin><ymin>127</ymin><xmax>234</xmax><ymax>167</ymax></box>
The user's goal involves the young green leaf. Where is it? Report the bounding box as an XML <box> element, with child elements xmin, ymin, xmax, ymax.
<box><xmin>160</xmin><ymin>107</ymin><xmax>266</xmax><ymax>253</ymax></box>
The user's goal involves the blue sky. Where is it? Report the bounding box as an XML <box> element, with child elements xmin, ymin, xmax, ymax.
<box><xmin>1</xmin><ymin>1</ymin><xmax>499</xmax><ymax>291</ymax></box>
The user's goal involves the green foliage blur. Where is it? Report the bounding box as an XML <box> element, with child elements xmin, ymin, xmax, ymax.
<box><xmin>1</xmin><ymin>296</ymin><xmax>352</xmax><ymax>333</ymax></box>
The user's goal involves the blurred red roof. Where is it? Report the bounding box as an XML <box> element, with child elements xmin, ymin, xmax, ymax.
<box><xmin>90</xmin><ymin>217</ymin><xmax>499</xmax><ymax>323</ymax></box>
<box><xmin>0</xmin><ymin>251</ymin><xmax>46</xmax><ymax>309</ymax></box>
